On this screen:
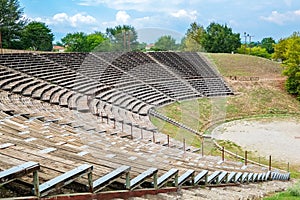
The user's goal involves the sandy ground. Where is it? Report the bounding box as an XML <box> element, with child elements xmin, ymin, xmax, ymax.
<box><xmin>211</xmin><ymin>118</ymin><xmax>300</xmax><ymax>165</ymax></box>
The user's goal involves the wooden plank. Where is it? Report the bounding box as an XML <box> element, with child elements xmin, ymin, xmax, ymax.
<box><xmin>227</xmin><ymin>172</ymin><xmax>236</xmax><ymax>183</ymax></box>
<box><xmin>93</xmin><ymin>165</ymin><xmax>131</xmax><ymax>193</ymax></box>
<box><xmin>129</xmin><ymin>168</ymin><xmax>158</xmax><ymax>190</ymax></box>
<box><xmin>265</xmin><ymin>171</ymin><xmax>271</xmax><ymax>181</ymax></box>
<box><xmin>217</xmin><ymin>171</ymin><xmax>228</xmax><ymax>184</ymax></box>
<box><xmin>207</xmin><ymin>171</ymin><xmax>221</xmax><ymax>184</ymax></box>
<box><xmin>38</xmin><ymin>164</ymin><xmax>93</xmax><ymax>197</ymax></box>
<box><xmin>194</xmin><ymin>170</ymin><xmax>208</xmax><ymax>185</ymax></box>
<box><xmin>156</xmin><ymin>168</ymin><xmax>178</xmax><ymax>188</ymax></box>
<box><xmin>235</xmin><ymin>172</ymin><xmax>243</xmax><ymax>183</ymax></box>
<box><xmin>178</xmin><ymin>169</ymin><xmax>195</xmax><ymax>186</ymax></box>
<box><xmin>0</xmin><ymin>143</ymin><xmax>15</xmax><ymax>149</ymax></box>
<box><xmin>0</xmin><ymin>161</ymin><xmax>40</xmax><ymax>185</ymax></box>
<box><xmin>241</xmin><ymin>172</ymin><xmax>249</xmax><ymax>183</ymax></box>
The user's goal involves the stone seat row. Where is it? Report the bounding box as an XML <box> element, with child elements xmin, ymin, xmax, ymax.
<box><xmin>0</xmin><ymin>161</ymin><xmax>290</xmax><ymax>198</ymax></box>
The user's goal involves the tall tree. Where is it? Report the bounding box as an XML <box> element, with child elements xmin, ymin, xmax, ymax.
<box><xmin>273</xmin><ymin>32</ymin><xmax>300</xmax><ymax>100</ymax></box>
<box><xmin>261</xmin><ymin>37</ymin><xmax>275</xmax><ymax>54</ymax></box>
<box><xmin>105</xmin><ymin>25</ymin><xmax>139</xmax><ymax>51</ymax></box>
<box><xmin>153</xmin><ymin>35</ymin><xmax>178</xmax><ymax>51</ymax></box>
<box><xmin>86</xmin><ymin>32</ymin><xmax>107</xmax><ymax>51</ymax></box>
<box><xmin>181</xmin><ymin>22</ymin><xmax>205</xmax><ymax>52</ymax></box>
<box><xmin>202</xmin><ymin>22</ymin><xmax>240</xmax><ymax>53</ymax></box>
<box><xmin>0</xmin><ymin>0</ymin><xmax>26</xmax><ymax>49</ymax></box>
<box><xmin>21</xmin><ymin>21</ymin><xmax>54</xmax><ymax>51</ymax></box>
<box><xmin>61</xmin><ymin>32</ymin><xmax>88</xmax><ymax>52</ymax></box>
<box><xmin>61</xmin><ymin>31</ymin><xmax>107</xmax><ymax>52</ymax></box>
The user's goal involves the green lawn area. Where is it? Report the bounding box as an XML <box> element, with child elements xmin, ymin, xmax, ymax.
<box><xmin>151</xmin><ymin>53</ymin><xmax>300</xmax><ymax>179</ymax></box>
<box><xmin>264</xmin><ymin>181</ymin><xmax>300</xmax><ymax>200</ymax></box>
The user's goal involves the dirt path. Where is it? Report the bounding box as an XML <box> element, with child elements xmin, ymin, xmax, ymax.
<box><xmin>211</xmin><ymin>118</ymin><xmax>300</xmax><ymax>165</ymax></box>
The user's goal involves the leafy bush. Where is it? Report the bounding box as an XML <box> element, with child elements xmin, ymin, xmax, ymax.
<box><xmin>237</xmin><ymin>46</ymin><xmax>271</xmax><ymax>59</ymax></box>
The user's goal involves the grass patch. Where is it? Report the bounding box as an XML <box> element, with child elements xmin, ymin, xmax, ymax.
<box><xmin>152</xmin><ymin>53</ymin><xmax>300</xmax><ymax>135</ymax></box>
<box><xmin>264</xmin><ymin>181</ymin><xmax>300</xmax><ymax>200</ymax></box>
<box><xmin>206</xmin><ymin>53</ymin><xmax>282</xmax><ymax>78</ymax></box>
<box><xmin>151</xmin><ymin>53</ymin><xmax>300</xmax><ymax>175</ymax></box>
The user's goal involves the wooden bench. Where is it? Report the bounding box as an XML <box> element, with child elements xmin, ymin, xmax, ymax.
<box><xmin>265</xmin><ymin>171</ymin><xmax>271</xmax><ymax>181</ymax></box>
<box><xmin>178</xmin><ymin>169</ymin><xmax>195</xmax><ymax>186</ymax></box>
<box><xmin>235</xmin><ymin>172</ymin><xmax>243</xmax><ymax>183</ymax></box>
<box><xmin>271</xmin><ymin>172</ymin><xmax>278</xmax><ymax>180</ymax></box>
<box><xmin>127</xmin><ymin>168</ymin><xmax>158</xmax><ymax>190</ymax></box>
<box><xmin>284</xmin><ymin>173</ymin><xmax>290</xmax><ymax>181</ymax></box>
<box><xmin>248</xmin><ymin>173</ymin><xmax>254</xmax><ymax>182</ymax></box>
<box><xmin>252</xmin><ymin>173</ymin><xmax>258</xmax><ymax>182</ymax></box>
<box><xmin>155</xmin><ymin>168</ymin><xmax>178</xmax><ymax>189</ymax></box>
<box><xmin>0</xmin><ymin>161</ymin><xmax>40</xmax><ymax>185</ymax></box>
<box><xmin>194</xmin><ymin>170</ymin><xmax>208</xmax><ymax>185</ymax></box>
<box><xmin>217</xmin><ymin>171</ymin><xmax>228</xmax><ymax>184</ymax></box>
<box><xmin>227</xmin><ymin>172</ymin><xmax>236</xmax><ymax>183</ymax></box>
<box><xmin>257</xmin><ymin>173</ymin><xmax>264</xmax><ymax>181</ymax></box>
<box><xmin>272</xmin><ymin>172</ymin><xmax>290</xmax><ymax>181</ymax></box>
<box><xmin>241</xmin><ymin>172</ymin><xmax>249</xmax><ymax>183</ymax></box>
<box><xmin>93</xmin><ymin>165</ymin><xmax>131</xmax><ymax>193</ymax></box>
<box><xmin>207</xmin><ymin>171</ymin><xmax>221</xmax><ymax>184</ymax></box>
<box><xmin>36</xmin><ymin>164</ymin><xmax>93</xmax><ymax>197</ymax></box>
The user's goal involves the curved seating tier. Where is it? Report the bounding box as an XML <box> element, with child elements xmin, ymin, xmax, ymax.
<box><xmin>0</xmin><ymin>52</ymin><xmax>264</xmax><ymax>199</ymax></box>
<box><xmin>1</xmin><ymin>94</ymin><xmax>282</xmax><ymax>197</ymax></box>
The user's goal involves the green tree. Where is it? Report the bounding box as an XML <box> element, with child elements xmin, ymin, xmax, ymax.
<box><xmin>61</xmin><ymin>32</ymin><xmax>89</xmax><ymax>52</ymax></box>
<box><xmin>61</xmin><ymin>31</ymin><xmax>108</xmax><ymax>52</ymax></box>
<box><xmin>202</xmin><ymin>22</ymin><xmax>241</xmax><ymax>53</ymax></box>
<box><xmin>273</xmin><ymin>32</ymin><xmax>300</xmax><ymax>100</ymax></box>
<box><xmin>237</xmin><ymin>46</ymin><xmax>271</xmax><ymax>59</ymax></box>
<box><xmin>261</xmin><ymin>37</ymin><xmax>275</xmax><ymax>54</ymax></box>
<box><xmin>86</xmin><ymin>32</ymin><xmax>107</xmax><ymax>51</ymax></box>
<box><xmin>153</xmin><ymin>35</ymin><xmax>178</xmax><ymax>51</ymax></box>
<box><xmin>21</xmin><ymin>21</ymin><xmax>53</xmax><ymax>51</ymax></box>
<box><xmin>181</xmin><ymin>22</ymin><xmax>205</xmax><ymax>52</ymax></box>
<box><xmin>0</xmin><ymin>0</ymin><xmax>26</xmax><ymax>49</ymax></box>
<box><xmin>105</xmin><ymin>25</ymin><xmax>139</xmax><ymax>51</ymax></box>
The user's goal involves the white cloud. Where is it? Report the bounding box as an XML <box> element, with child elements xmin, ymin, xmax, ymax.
<box><xmin>170</xmin><ymin>9</ymin><xmax>198</xmax><ymax>21</ymax></box>
<box><xmin>261</xmin><ymin>10</ymin><xmax>300</xmax><ymax>25</ymax></box>
<box><xmin>30</xmin><ymin>12</ymin><xmax>97</xmax><ymax>28</ymax></box>
<box><xmin>78</xmin><ymin>0</ymin><xmax>187</xmax><ymax>13</ymax></box>
<box><xmin>116</xmin><ymin>11</ymin><xmax>131</xmax><ymax>24</ymax></box>
<box><xmin>295</xmin><ymin>10</ymin><xmax>300</xmax><ymax>15</ymax></box>
<box><xmin>53</xmin><ymin>13</ymin><xmax>69</xmax><ymax>23</ymax></box>
<box><xmin>103</xmin><ymin>10</ymin><xmax>152</xmax><ymax>28</ymax></box>
<box><xmin>52</xmin><ymin>13</ymin><xmax>97</xmax><ymax>27</ymax></box>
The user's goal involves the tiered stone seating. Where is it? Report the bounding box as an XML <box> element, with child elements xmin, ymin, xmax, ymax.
<box><xmin>150</xmin><ymin>80</ymin><xmax>201</xmax><ymax>100</ymax></box>
<box><xmin>188</xmin><ymin>78</ymin><xmax>234</xmax><ymax>96</ymax></box>
<box><xmin>148</xmin><ymin>51</ymin><xmax>203</xmax><ymax>78</ymax></box>
<box><xmin>1</xmin><ymin>51</ymin><xmax>285</xmax><ymax>199</ymax></box>
<box><xmin>81</xmin><ymin>53</ymin><xmax>135</xmax><ymax>87</ymax></box>
<box><xmin>39</xmin><ymin>52</ymin><xmax>88</xmax><ymax>71</ymax></box>
<box><xmin>178</xmin><ymin>52</ymin><xmax>218</xmax><ymax>78</ymax></box>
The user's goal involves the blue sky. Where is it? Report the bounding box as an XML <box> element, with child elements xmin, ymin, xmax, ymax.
<box><xmin>20</xmin><ymin>0</ymin><xmax>300</xmax><ymax>43</ymax></box>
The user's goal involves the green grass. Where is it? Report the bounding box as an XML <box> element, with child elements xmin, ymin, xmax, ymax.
<box><xmin>206</xmin><ymin>53</ymin><xmax>282</xmax><ymax>78</ymax></box>
<box><xmin>153</xmin><ymin>53</ymin><xmax>300</xmax><ymax>133</ymax></box>
<box><xmin>264</xmin><ymin>181</ymin><xmax>300</xmax><ymax>200</ymax></box>
<box><xmin>151</xmin><ymin>53</ymin><xmax>300</xmax><ymax>177</ymax></box>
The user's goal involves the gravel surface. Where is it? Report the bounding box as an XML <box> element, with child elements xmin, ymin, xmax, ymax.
<box><xmin>211</xmin><ymin>118</ymin><xmax>300</xmax><ymax>164</ymax></box>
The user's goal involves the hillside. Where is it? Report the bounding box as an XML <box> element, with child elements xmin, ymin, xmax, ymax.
<box><xmin>152</xmin><ymin>53</ymin><xmax>300</xmax><ymax>153</ymax></box>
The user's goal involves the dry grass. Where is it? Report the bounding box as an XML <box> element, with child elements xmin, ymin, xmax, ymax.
<box><xmin>152</xmin><ymin>53</ymin><xmax>300</xmax><ymax>170</ymax></box>
<box><xmin>154</xmin><ymin>54</ymin><xmax>300</xmax><ymax>134</ymax></box>
<box><xmin>206</xmin><ymin>53</ymin><xmax>282</xmax><ymax>78</ymax></box>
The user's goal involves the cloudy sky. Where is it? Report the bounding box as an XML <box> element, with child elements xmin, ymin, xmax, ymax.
<box><xmin>20</xmin><ymin>0</ymin><xmax>300</xmax><ymax>43</ymax></box>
